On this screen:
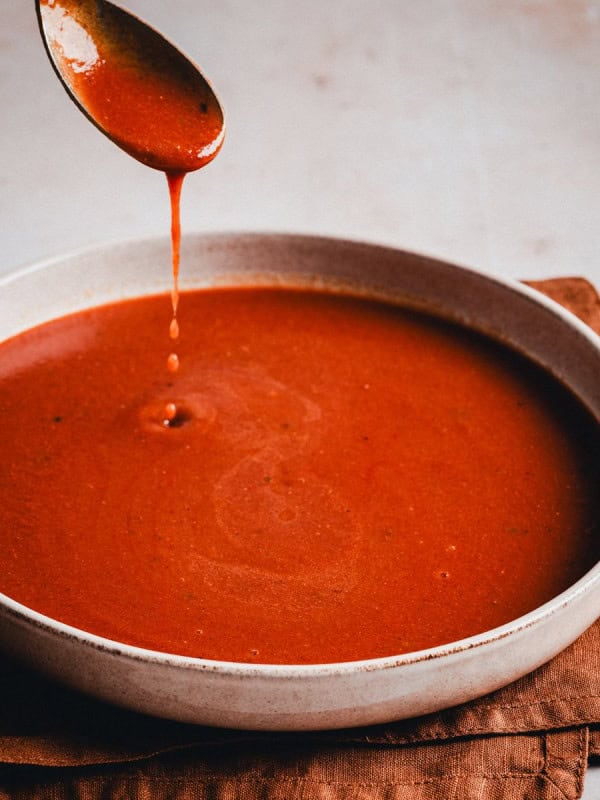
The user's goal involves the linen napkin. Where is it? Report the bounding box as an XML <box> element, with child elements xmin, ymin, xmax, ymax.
<box><xmin>0</xmin><ymin>277</ymin><xmax>598</xmax><ymax>800</ymax></box>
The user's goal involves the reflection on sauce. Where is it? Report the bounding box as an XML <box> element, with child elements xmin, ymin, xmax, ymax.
<box><xmin>0</xmin><ymin>289</ymin><xmax>598</xmax><ymax>664</ymax></box>
<box><xmin>28</xmin><ymin>3</ymin><xmax>600</xmax><ymax>664</ymax></box>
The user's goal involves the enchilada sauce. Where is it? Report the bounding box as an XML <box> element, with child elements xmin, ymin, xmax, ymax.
<box><xmin>0</xmin><ymin>288</ymin><xmax>597</xmax><ymax>663</ymax></box>
<box><xmin>38</xmin><ymin>0</ymin><xmax>225</xmax><ymax>422</ymax></box>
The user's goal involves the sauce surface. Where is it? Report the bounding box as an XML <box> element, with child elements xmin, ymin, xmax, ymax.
<box><xmin>39</xmin><ymin>0</ymin><xmax>225</xmax><ymax>424</ymax></box>
<box><xmin>0</xmin><ymin>288</ymin><xmax>597</xmax><ymax>664</ymax></box>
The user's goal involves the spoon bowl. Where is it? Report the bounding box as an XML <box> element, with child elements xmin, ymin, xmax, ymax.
<box><xmin>36</xmin><ymin>0</ymin><xmax>224</xmax><ymax>172</ymax></box>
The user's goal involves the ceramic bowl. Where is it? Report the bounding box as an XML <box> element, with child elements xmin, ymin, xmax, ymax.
<box><xmin>0</xmin><ymin>233</ymin><xmax>598</xmax><ymax>730</ymax></box>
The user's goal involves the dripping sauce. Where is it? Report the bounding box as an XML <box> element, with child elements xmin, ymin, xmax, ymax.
<box><xmin>38</xmin><ymin>0</ymin><xmax>224</xmax><ymax>422</ymax></box>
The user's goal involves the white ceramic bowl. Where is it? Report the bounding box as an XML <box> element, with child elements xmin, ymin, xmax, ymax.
<box><xmin>0</xmin><ymin>233</ymin><xmax>599</xmax><ymax>730</ymax></box>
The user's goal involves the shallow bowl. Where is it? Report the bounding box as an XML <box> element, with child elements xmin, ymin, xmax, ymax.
<box><xmin>0</xmin><ymin>232</ymin><xmax>599</xmax><ymax>730</ymax></box>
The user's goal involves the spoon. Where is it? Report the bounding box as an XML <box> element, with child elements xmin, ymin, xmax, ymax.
<box><xmin>35</xmin><ymin>0</ymin><xmax>225</xmax><ymax>173</ymax></box>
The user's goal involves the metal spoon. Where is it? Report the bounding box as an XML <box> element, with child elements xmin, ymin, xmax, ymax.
<box><xmin>36</xmin><ymin>0</ymin><xmax>224</xmax><ymax>173</ymax></box>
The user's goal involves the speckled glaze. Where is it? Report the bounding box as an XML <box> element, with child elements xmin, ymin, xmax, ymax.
<box><xmin>0</xmin><ymin>233</ymin><xmax>599</xmax><ymax>730</ymax></box>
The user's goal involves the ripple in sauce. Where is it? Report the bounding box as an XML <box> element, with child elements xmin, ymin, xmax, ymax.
<box><xmin>0</xmin><ymin>288</ymin><xmax>598</xmax><ymax>664</ymax></box>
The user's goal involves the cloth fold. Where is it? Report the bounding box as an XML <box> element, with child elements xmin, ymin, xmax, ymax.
<box><xmin>0</xmin><ymin>277</ymin><xmax>598</xmax><ymax>799</ymax></box>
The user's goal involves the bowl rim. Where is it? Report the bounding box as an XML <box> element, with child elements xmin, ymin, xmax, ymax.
<box><xmin>1</xmin><ymin>561</ymin><xmax>600</xmax><ymax>677</ymax></box>
<box><xmin>1</xmin><ymin>230</ymin><xmax>599</xmax><ymax>679</ymax></box>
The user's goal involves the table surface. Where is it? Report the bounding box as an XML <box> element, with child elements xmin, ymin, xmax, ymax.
<box><xmin>1</xmin><ymin>1</ymin><xmax>599</xmax><ymax>795</ymax></box>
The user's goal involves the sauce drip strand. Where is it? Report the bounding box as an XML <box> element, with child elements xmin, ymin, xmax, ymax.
<box><xmin>37</xmin><ymin>0</ymin><xmax>225</xmax><ymax>425</ymax></box>
<box><xmin>164</xmin><ymin>171</ymin><xmax>184</xmax><ymax>423</ymax></box>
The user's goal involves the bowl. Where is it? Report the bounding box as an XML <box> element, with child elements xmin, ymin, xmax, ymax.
<box><xmin>0</xmin><ymin>232</ymin><xmax>598</xmax><ymax>730</ymax></box>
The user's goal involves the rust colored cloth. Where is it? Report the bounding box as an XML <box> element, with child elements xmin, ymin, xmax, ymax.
<box><xmin>0</xmin><ymin>277</ymin><xmax>598</xmax><ymax>799</ymax></box>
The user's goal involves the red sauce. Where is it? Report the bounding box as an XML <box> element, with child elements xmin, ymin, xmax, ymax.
<box><xmin>0</xmin><ymin>289</ymin><xmax>597</xmax><ymax>664</ymax></box>
<box><xmin>166</xmin><ymin>171</ymin><xmax>184</xmax><ymax>340</ymax></box>
<box><xmin>39</xmin><ymin>0</ymin><xmax>227</xmax><ymax>425</ymax></box>
<box><xmin>38</xmin><ymin>1</ymin><xmax>224</xmax><ymax>173</ymax></box>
